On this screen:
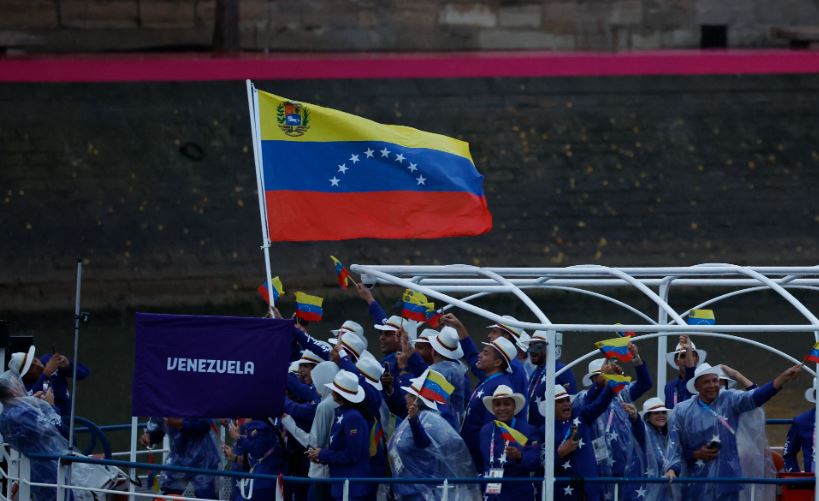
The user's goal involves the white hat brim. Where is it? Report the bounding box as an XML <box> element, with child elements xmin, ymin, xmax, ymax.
<box><xmin>686</xmin><ymin>366</ymin><xmax>721</xmax><ymax>395</ymax></box>
<box><xmin>430</xmin><ymin>336</ymin><xmax>463</xmax><ymax>360</ymax></box>
<box><xmin>481</xmin><ymin>393</ymin><xmax>525</xmax><ymax>416</ymax></box>
<box><xmin>582</xmin><ymin>371</ymin><xmax>600</xmax><ymax>388</ymax></box>
<box><xmin>666</xmin><ymin>348</ymin><xmax>708</xmax><ymax>369</ymax></box>
<box><xmin>363</xmin><ymin>377</ymin><xmax>383</xmax><ymax>391</ymax></box>
<box><xmin>481</xmin><ymin>342</ymin><xmax>514</xmax><ymax>374</ymax></box>
<box><xmin>324</xmin><ymin>382</ymin><xmax>366</xmax><ymax>403</ymax></box>
<box><xmin>640</xmin><ymin>406</ymin><xmax>670</xmax><ymax>418</ymax></box>
<box><xmin>402</xmin><ymin>385</ymin><xmax>438</xmax><ymax>410</ymax></box>
<box><xmin>374</xmin><ymin>323</ymin><xmax>400</xmax><ymax>332</ymax></box>
<box><xmin>806</xmin><ymin>387</ymin><xmax>816</xmax><ymax>403</ymax></box>
<box><xmin>538</xmin><ymin>393</ymin><xmax>573</xmax><ymax>417</ymax></box>
<box><xmin>20</xmin><ymin>345</ymin><xmax>36</xmax><ymax>378</ymax></box>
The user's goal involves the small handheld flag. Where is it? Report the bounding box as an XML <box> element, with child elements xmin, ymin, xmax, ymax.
<box><xmin>594</xmin><ymin>337</ymin><xmax>633</xmax><ymax>363</ymax></box>
<box><xmin>418</xmin><ymin>369</ymin><xmax>455</xmax><ymax>404</ymax></box>
<box><xmin>369</xmin><ymin>420</ymin><xmax>384</xmax><ymax>457</ymax></box>
<box><xmin>494</xmin><ymin>420</ymin><xmax>528</xmax><ymax>446</ymax></box>
<box><xmin>295</xmin><ymin>292</ymin><xmax>324</xmax><ymax>322</ymax></box>
<box><xmin>805</xmin><ymin>342</ymin><xmax>819</xmax><ymax>364</ymax></box>
<box><xmin>258</xmin><ymin>276</ymin><xmax>285</xmax><ymax>304</ymax></box>
<box><xmin>614</xmin><ymin>323</ymin><xmax>636</xmax><ymax>338</ymax></box>
<box><xmin>330</xmin><ymin>255</ymin><xmax>353</xmax><ymax>289</ymax></box>
<box><xmin>601</xmin><ymin>374</ymin><xmax>632</xmax><ymax>394</ymax></box>
<box><xmin>687</xmin><ymin>309</ymin><xmax>715</xmax><ymax>325</ymax></box>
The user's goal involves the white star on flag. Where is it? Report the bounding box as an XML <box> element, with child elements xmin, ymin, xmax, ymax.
<box><xmin>364</xmin><ymin>148</ymin><xmax>374</xmax><ymax>158</ymax></box>
<box><xmin>349</xmin><ymin>154</ymin><xmax>360</xmax><ymax>164</ymax></box>
<box><xmin>416</xmin><ymin>175</ymin><xmax>426</xmax><ymax>185</ymax></box>
<box><xmin>329</xmin><ymin>177</ymin><xmax>340</xmax><ymax>187</ymax></box>
<box><xmin>380</xmin><ymin>147</ymin><xmax>391</xmax><ymax>158</ymax></box>
<box><xmin>337</xmin><ymin>164</ymin><xmax>348</xmax><ymax>174</ymax></box>
<box><xmin>563</xmin><ymin>485</ymin><xmax>574</xmax><ymax>495</ymax></box>
<box><xmin>635</xmin><ymin>487</ymin><xmax>647</xmax><ymax>498</ymax></box>
<box><xmin>395</xmin><ymin>153</ymin><xmax>405</xmax><ymax>163</ymax></box>
<box><xmin>408</xmin><ymin>162</ymin><xmax>418</xmax><ymax>172</ymax></box>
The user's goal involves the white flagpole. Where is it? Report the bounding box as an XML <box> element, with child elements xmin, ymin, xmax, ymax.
<box><xmin>246</xmin><ymin>80</ymin><xmax>276</xmax><ymax>312</ymax></box>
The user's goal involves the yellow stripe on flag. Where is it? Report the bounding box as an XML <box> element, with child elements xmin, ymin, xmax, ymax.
<box><xmin>494</xmin><ymin>420</ymin><xmax>528</xmax><ymax>446</ymax></box>
<box><xmin>271</xmin><ymin>276</ymin><xmax>285</xmax><ymax>296</ymax></box>
<box><xmin>257</xmin><ymin>91</ymin><xmax>473</xmax><ymax>160</ymax></box>
<box><xmin>294</xmin><ymin>291</ymin><xmax>323</xmax><ymax>307</ymax></box>
<box><xmin>427</xmin><ymin>369</ymin><xmax>455</xmax><ymax>396</ymax></box>
<box><xmin>593</xmin><ymin>336</ymin><xmax>630</xmax><ymax>350</ymax></box>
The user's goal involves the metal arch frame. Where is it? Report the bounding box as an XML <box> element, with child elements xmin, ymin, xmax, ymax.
<box><xmin>350</xmin><ymin>263</ymin><xmax>819</xmax><ymax>501</ymax></box>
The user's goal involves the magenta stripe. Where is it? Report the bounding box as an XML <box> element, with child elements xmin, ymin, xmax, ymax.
<box><xmin>2</xmin><ymin>50</ymin><xmax>819</xmax><ymax>83</ymax></box>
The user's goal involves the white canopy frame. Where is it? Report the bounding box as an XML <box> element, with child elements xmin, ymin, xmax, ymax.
<box><xmin>350</xmin><ymin>263</ymin><xmax>819</xmax><ymax>501</ymax></box>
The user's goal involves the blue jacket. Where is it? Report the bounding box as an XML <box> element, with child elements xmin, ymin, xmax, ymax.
<box><xmin>537</xmin><ymin>384</ymin><xmax>616</xmax><ymax>501</ymax></box>
<box><xmin>236</xmin><ymin>420</ymin><xmax>286</xmax><ymax>491</ymax></box>
<box><xmin>527</xmin><ymin>360</ymin><xmax>578</xmax><ymax>426</ymax></box>
<box><xmin>461</xmin><ymin>336</ymin><xmax>530</xmax><ymax>419</ymax></box>
<box><xmin>664</xmin><ymin>366</ymin><xmax>696</xmax><ymax>409</ymax></box>
<box><xmin>480</xmin><ymin>418</ymin><xmax>540</xmax><ymax>501</ymax></box>
<box><xmin>462</xmin><ymin>371</ymin><xmax>513</xmax><ymax>472</ymax></box>
<box><xmin>319</xmin><ymin>406</ymin><xmax>375</xmax><ymax>498</ymax></box>
<box><xmin>27</xmin><ymin>354</ymin><xmax>90</xmax><ymax>417</ymax></box>
<box><xmin>784</xmin><ymin>408</ymin><xmax>815</xmax><ymax>472</ymax></box>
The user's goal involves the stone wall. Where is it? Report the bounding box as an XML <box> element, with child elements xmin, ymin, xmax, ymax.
<box><xmin>3</xmin><ymin>0</ymin><xmax>819</xmax><ymax>53</ymax></box>
<box><xmin>1</xmin><ymin>74</ymin><xmax>819</xmax><ymax>311</ymax></box>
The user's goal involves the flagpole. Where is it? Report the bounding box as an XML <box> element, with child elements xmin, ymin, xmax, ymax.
<box><xmin>246</xmin><ymin>80</ymin><xmax>276</xmax><ymax>312</ymax></box>
<box><xmin>68</xmin><ymin>258</ymin><xmax>83</xmax><ymax>451</ymax></box>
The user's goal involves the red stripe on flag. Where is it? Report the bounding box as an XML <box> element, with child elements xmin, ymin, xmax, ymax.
<box><xmin>265</xmin><ymin>190</ymin><xmax>492</xmax><ymax>241</ymax></box>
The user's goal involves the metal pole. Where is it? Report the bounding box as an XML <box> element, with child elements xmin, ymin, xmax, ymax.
<box><xmin>245</xmin><ymin>80</ymin><xmax>276</xmax><ymax>312</ymax></box>
<box><xmin>543</xmin><ymin>329</ymin><xmax>556</xmax><ymax>501</ymax></box>
<box><xmin>656</xmin><ymin>279</ymin><xmax>671</xmax><ymax>399</ymax></box>
<box><xmin>68</xmin><ymin>258</ymin><xmax>82</xmax><ymax>451</ymax></box>
<box><xmin>18</xmin><ymin>455</ymin><xmax>30</xmax><ymax>501</ymax></box>
<box><xmin>129</xmin><ymin>416</ymin><xmax>138</xmax><ymax>501</ymax></box>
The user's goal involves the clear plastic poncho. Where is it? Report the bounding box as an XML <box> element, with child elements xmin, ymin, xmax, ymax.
<box><xmin>736</xmin><ymin>407</ymin><xmax>775</xmax><ymax>501</ymax></box>
<box><xmin>642</xmin><ymin>421</ymin><xmax>680</xmax><ymax>501</ymax></box>
<box><xmin>387</xmin><ymin>409</ymin><xmax>480</xmax><ymax>500</ymax></box>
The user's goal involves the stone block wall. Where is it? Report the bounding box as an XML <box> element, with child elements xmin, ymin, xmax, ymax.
<box><xmin>3</xmin><ymin>0</ymin><xmax>819</xmax><ymax>52</ymax></box>
<box><xmin>1</xmin><ymin>74</ymin><xmax>819</xmax><ymax>311</ymax></box>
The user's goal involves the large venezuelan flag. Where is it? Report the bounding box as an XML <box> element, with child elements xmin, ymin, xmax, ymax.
<box><xmin>256</xmin><ymin>90</ymin><xmax>492</xmax><ymax>241</ymax></box>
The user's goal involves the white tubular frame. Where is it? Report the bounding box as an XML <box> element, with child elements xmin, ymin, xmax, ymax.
<box><xmin>349</xmin><ymin>263</ymin><xmax>819</xmax><ymax>501</ymax></box>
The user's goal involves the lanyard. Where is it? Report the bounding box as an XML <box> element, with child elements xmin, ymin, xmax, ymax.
<box><xmin>489</xmin><ymin>425</ymin><xmax>496</xmax><ymax>468</ymax></box>
<box><xmin>473</xmin><ymin>373</ymin><xmax>503</xmax><ymax>402</ymax></box>
<box><xmin>605</xmin><ymin>408</ymin><xmax>615</xmax><ymax>433</ymax></box>
<box><xmin>697</xmin><ymin>398</ymin><xmax>736</xmax><ymax>435</ymax></box>
<box><xmin>529</xmin><ymin>365</ymin><xmax>543</xmax><ymax>398</ymax></box>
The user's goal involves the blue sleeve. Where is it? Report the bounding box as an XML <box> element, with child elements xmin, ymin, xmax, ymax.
<box><xmin>59</xmin><ymin>361</ymin><xmax>90</xmax><ymax>380</ymax></box>
<box><xmin>664</xmin><ymin>381</ymin><xmax>675</xmax><ymax>409</ymax></box>
<box><xmin>751</xmin><ymin>381</ymin><xmax>779</xmax><ymax>408</ymax></box>
<box><xmin>631</xmin><ymin>417</ymin><xmax>646</xmax><ymax>450</ymax></box>
<box><xmin>406</xmin><ymin>352</ymin><xmax>428</xmax><ymax>377</ymax></box>
<box><xmin>287</xmin><ymin>373</ymin><xmax>320</xmax><ymax>402</ymax></box>
<box><xmin>783</xmin><ymin>422</ymin><xmax>802</xmax><ymax>472</ymax></box>
<box><xmin>628</xmin><ymin>361</ymin><xmax>653</xmax><ymax>402</ymax></box>
<box><xmin>460</xmin><ymin>337</ymin><xmax>484</xmax><ymax>379</ymax></box>
<box><xmin>369</xmin><ymin>300</ymin><xmax>388</xmax><ymax>326</ymax></box>
<box><xmin>517</xmin><ymin>429</ymin><xmax>542</xmax><ymax>471</ymax></box>
<box><xmin>146</xmin><ymin>417</ymin><xmax>165</xmax><ymax>445</ymax></box>
<box><xmin>318</xmin><ymin>417</ymin><xmax>367</xmax><ymax>465</ymax></box>
<box><xmin>338</xmin><ymin>355</ymin><xmax>357</xmax><ymax>374</ymax></box>
<box><xmin>290</xmin><ymin>325</ymin><xmax>330</xmax><ymax>360</ymax></box>
<box><xmin>578</xmin><ymin>386</ymin><xmax>615</xmax><ymax>425</ymax></box>
<box><xmin>408</xmin><ymin>415</ymin><xmax>431</xmax><ymax>448</ymax></box>
<box><xmin>557</xmin><ymin>365</ymin><xmax>577</xmax><ymax>395</ymax></box>
<box><xmin>285</xmin><ymin>397</ymin><xmax>318</xmax><ymax>421</ymax></box>
<box><xmin>747</xmin><ymin>382</ymin><xmax>758</xmax><ymax>390</ymax></box>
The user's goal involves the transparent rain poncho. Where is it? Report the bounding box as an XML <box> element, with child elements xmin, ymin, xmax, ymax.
<box><xmin>641</xmin><ymin>420</ymin><xmax>680</xmax><ymax>501</ymax></box>
<box><xmin>0</xmin><ymin>370</ymin><xmax>69</xmax><ymax>501</ymax></box>
<box><xmin>387</xmin><ymin>409</ymin><xmax>480</xmax><ymax>500</ymax></box>
<box><xmin>736</xmin><ymin>407</ymin><xmax>775</xmax><ymax>501</ymax></box>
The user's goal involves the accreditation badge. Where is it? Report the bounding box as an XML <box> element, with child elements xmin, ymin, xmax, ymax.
<box><xmin>485</xmin><ymin>468</ymin><xmax>504</xmax><ymax>495</ymax></box>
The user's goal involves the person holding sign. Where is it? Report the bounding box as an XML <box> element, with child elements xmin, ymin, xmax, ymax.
<box><xmin>479</xmin><ymin>385</ymin><xmax>540</xmax><ymax>500</ymax></box>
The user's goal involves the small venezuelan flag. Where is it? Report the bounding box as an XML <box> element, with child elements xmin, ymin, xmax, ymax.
<box><xmin>687</xmin><ymin>309</ymin><xmax>715</xmax><ymax>325</ymax></box>
<box><xmin>425</xmin><ymin>310</ymin><xmax>443</xmax><ymax>328</ymax></box>
<box><xmin>805</xmin><ymin>342</ymin><xmax>819</xmax><ymax>364</ymax></box>
<box><xmin>330</xmin><ymin>255</ymin><xmax>351</xmax><ymax>288</ymax></box>
<box><xmin>295</xmin><ymin>292</ymin><xmax>324</xmax><ymax>322</ymax></box>
<box><xmin>401</xmin><ymin>301</ymin><xmax>430</xmax><ymax>322</ymax></box>
<box><xmin>257</xmin><ymin>276</ymin><xmax>285</xmax><ymax>304</ymax></box>
<box><xmin>369</xmin><ymin>420</ymin><xmax>384</xmax><ymax>457</ymax></box>
<box><xmin>401</xmin><ymin>288</ymin><xmax>436</xmax><ymax>322</ymax></box>
<box><xmin>594</xmin><ymin>336</ymin><xmax>633</xmax><ymax>362</ymax></box>
<box><xmin>614</xmin><ymin>323</ymin><xmax>635</xmax><ymax>338</ymax></box>
<box><xmin>419</xmin><ymin>369</ymin><xmax>455</xmax><ymax>404</ymax></box>
<box><xmin>602</xmin><ymin>374</ymin><xmax>632</xmax><ymax>394</ymax></box>
<box><xmin>494</xmin><ymin>420</ymin><xmax>528</xmax><ymax>446</ymax></box>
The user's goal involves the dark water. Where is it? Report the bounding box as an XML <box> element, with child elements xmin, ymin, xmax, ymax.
<box><xmin>4</xmin><ymin>287</ymin><xmax>818</xmax><ymax>452</ymax></box>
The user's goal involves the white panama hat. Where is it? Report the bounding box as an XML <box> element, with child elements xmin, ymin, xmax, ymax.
<box><xmin>665</xmin><ymin>340</ymin><xmax>707</xmax><ymax>369</ymax></box>
<box><xmin>640</xmin><ymin>397</ymin><xmax>670</xmax><ymax>418</ymax></box>
<box><xmin>487</xmin><ymin>315</ymin><xmax>527</xmax><ymax>341</ymax></box>
<box><xmin>324</xmin><ymin>369</ymin><xmax>366</xmax><ymax>403</ymax></box>
<box><xmin>686</xmin><ymin>362</ymin><xmax>723</xmax><ymax>395</ymax></box>
<box><xmin>429</xmin><ymin>326</ymin><xmax>464</xmax><ymax>360</ymax></box>
<box><xmin>374</xmin><ymin>315</ymin><xmax>405</xmax><ymax>332</ymax></box>
<box><xmin>297</xmin><ymin>350</ymin><xmax>324</xmax><ymax>365</ymax></box>
<box><xmin>582</xmin><ymin>358</ymin><xmax>606</xmax><ymax>387</ymax></box>
<box><xmin>806</xmin><ymin>378</ymin><xmax>816</xmax><ymax>403</ymax></box>
<box><xmin>482</xmin><ymin>384</ymin><xmax>526</xmax><ymax>415</ymax></box>
<box><xmin>7</xmin><ymin>346</ymin><xmax>36</xmax><ymax>378</ymax></box>
<box><xmin>355</xmin><ymin>353</ymin><xmax>385</xmax><ymax>391</ymax></box>
<box><xmin>338</xmin><ymin>331</ymin><xmax>366</xmax><ymax>359</ymax></box>
<box><xmin>410</xmin><ymin>328</ymin><xmax>436</xmax><ymax>348</ymax></box>
<box><xmin>329</xmin><ymin>320</ymin><xmax>367</xmax><ymax>349</ymax></box>
<box><xmin>537</xmin><ymin>385</ymin><xmax>572</xmax><ymax>417</ymax></box>
<box><xmin>481</xmin><ymin>337</ymin><xmax>517</xmax><ymax>374</ymax></box>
